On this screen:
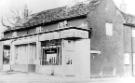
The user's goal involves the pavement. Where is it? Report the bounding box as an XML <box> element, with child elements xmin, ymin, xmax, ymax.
<box><xmin>0</xmin><ymin>71</ymin><xmax>135</xmax><ymax>83</ymax></box>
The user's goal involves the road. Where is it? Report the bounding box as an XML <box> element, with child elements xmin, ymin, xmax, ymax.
<box><xmin>0</xmin><ymin>72</ymin><xmax>134</xmax><ymax>83</ymax></box>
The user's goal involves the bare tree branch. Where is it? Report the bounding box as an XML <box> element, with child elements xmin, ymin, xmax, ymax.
<box><xmin>5</xmin><ymin>17</ymin><xmax>16</xmax><ymax>26</ymax></box>
<box><xmin>10</xmin><ymin>9</ymin><xmax>20</xmax><ymax>18</ymax></box>
<box><xmin>1</xmin><ymin>17</ymin><xmax>12</xmax><ymax>29</ymax></box>
<box><xmin>1</xmin><ymin>4</ymin><xmax>32</xmax><ymax>30</ymax></box>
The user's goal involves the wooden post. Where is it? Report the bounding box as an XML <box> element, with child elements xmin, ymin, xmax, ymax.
<box><xmin>0</xmin><ymin>42</ymin><xmax>3</xmax><ymax>70</ymax></box>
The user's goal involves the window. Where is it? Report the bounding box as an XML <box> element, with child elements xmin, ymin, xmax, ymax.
<box><xmin>124</xmin><ymin>53</ymin><xmax>130</xmax><ymax>65</ymax></box>
<box><xmin>133</xmin><ymin>53</ymin><xmax>135</xmax><ymax>64</ymax></box>
<box><xmin>58</xmin><ymin>20</ymin><xmax>68</xmax><ymax>29</ymax></box>
<box><xmin>124</xmin><ymin>53</ymin><xmax>131</xmax><ymax>76</ymax></box>
<box><xmin>105</xmin><ymin>23</ymin><xmax>113</xmax><ymax>36</ymax></box>
<box><xmin>36</xmin><ymin>26</ymin><xmax>41</xmax><ymax>33</ymax></box>
<box><xmin>66</xmin><ymin>58</ymin><xmax>72</xmax><ymax>65</ymax></box>
<box><xmin>41</xmin><ymin>39</ymin><xmax>62</xmax><ymax>65</ymax></box>
<box><xmin>79</xmin><ymin>22</ymin><xmax>88</xmax><ymax>29</ymax></box>
<box><xmin>3</xmin><ymin>45</ymin><xmax>10</xmax><ymax>64</ymax></box>
<box><xmin>132</xmin><ymin>29</ymin><xmax>135</xmax><ymax>37</ymax></box>
<box><xmin>12</xmin><ymin>32</ymin><xmax>17</xmax><ymax>37</ymax></box>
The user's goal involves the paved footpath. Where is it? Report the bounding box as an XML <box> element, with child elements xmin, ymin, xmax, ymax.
<box><xmin>0</xmin><ymin>72</ymin><xmax>134</xmax><ymax>83</ymax></box>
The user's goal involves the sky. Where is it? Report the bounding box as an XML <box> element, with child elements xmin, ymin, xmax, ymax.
<box><xmin>0</xmin><ymin>0</ymin><xmax>135</xmax><ymax>32</ymax></box>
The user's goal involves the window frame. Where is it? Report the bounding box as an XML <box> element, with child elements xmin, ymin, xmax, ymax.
<box><xmin>41</xmin><ymin>39</ymin><xmax>62</xmax><ymax>65</ymax></box>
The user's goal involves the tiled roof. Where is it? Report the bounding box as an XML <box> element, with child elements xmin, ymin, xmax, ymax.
<box><xmin>24</xmin><ymin>4</ymin><xmax>89</xmax><ymax>28</ymax></box>
<box><xmin>23</xmin><ymin>0</ymin><xmax>101</xmax><ymax>28</ymax></box>
<box><xmin>5</xmin><ymin>0</ymin><xmax>101</xmax><ymax>32</ymax></box>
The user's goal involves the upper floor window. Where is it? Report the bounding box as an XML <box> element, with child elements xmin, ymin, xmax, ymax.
<box><xmin>79</xmin><ymin>22</ymin><xmax>88</xmax><ymax>29</ymax></box>
<box><xmin>58</xmin><ymin>20</ymin><xmax>68</xmax><ymax>29</ymax></box>
<box><xmin>12</xmin><ymin>32</ymin><xmax>17</xmax><ymax>37</ymax></box>
<box><xmin>105</xmin><ymin>22</ymin><xmax>113</xmax><ymax>36</ymax></box>
<box><xmin>36</xmin><ymin>26</ymin><xmax>42</xmax><ymax>33</ymax></box>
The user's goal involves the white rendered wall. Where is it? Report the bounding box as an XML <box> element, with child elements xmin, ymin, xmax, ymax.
<box><xmin>62</xmin><ymin>39</ymin><xmax>90</xmax><ymax>78</ymax></box>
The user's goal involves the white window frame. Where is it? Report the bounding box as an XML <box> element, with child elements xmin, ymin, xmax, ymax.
<box><xmin>132</xmin><ymin>28</ymin><xmax>135</xmax><ymax>37</ymax></box>
<box><xmin>105</xmin><ymin>22</ymin><xmax>113</xmax><ymax>36</ymax></box>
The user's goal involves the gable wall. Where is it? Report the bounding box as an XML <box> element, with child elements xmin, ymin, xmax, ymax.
<box><xmin>87</xmin><ymin>0</ymin><xmax>125</xmax><ymax>77</ymax></box>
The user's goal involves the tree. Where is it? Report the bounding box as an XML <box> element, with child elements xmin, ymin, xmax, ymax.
<box><xmin>1</xmin><ymin>4</ymin><xmax>32</xmax><ymax>30</ymax></box>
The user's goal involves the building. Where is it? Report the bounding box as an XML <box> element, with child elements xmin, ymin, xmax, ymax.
<box><xmin>122</xmin><ymin>13</ymin><xmax>135</xmax><ymax>76</ymax></box>
<box><xmin>0</xmin><ymin>0</ymin><xmax>135</xmax><ymax>78</ymax></box>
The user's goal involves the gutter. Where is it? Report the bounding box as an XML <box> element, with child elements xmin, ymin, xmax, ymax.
<box><xmin>123</xmin><ymin>23</ymin><xmax>135</xmax><ymax>27</ymax></box>
<box><xmin>0</xmin><ymin>27</ymin><xmax>91</xmax><ymax>42</ymax></box>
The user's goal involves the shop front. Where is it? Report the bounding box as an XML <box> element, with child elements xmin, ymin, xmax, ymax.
<box><xmin>38</xmin><ymin>38</ymin><xmax>90</xmax><ymax>77</ymax></box>
<box><xmin>3</xmin><ymin>27</ymin><xmax>91</xmax><ymax>77</ymax></box>
<box><xmin>37</xmin><ymin>27</ymin><xmax>91</xmax><ymax>77</ymax></box>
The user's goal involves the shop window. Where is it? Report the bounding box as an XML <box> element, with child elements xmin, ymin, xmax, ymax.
<box><xmin>41</xmin><ymin>39</ymin><xmax>62</xmax><ymax>65</ymax></box>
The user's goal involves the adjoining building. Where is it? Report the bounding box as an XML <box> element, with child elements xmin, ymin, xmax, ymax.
<box><xmin>0</xmin><ymin>0</ymin><xmax>135</xmax><ymax>78</ymax></box>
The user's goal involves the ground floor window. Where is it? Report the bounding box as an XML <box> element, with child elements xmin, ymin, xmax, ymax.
<box><xmin>3</xmin><ymin>45</ymin><xmax>10</xmax><ymax>64</ymax></box>
<box><xmin>41</xmin><ymin>39</ymin><xmax>62</xmax><ymax>65</ymax></box>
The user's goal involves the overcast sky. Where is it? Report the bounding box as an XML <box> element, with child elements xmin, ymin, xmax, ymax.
<box><xmin>0</xmin><ymin>0</ymin><xmax>134</xmax><ymax>32</ymax></box>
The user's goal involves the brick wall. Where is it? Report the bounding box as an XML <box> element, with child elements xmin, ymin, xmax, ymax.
<box><xmin>87</xmin><ymin>0</ymin><xmax>125</xmax><ymax>77</ymax></box>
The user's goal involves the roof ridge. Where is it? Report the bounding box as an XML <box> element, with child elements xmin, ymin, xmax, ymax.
<box><xmin>24</xmin><ymin>2</ymin><xmax>90</xmax><ymax>27</ymax></box>
<box><xmin>5</xmin><ymin>0</ymin><xmax>101</xmax><ymax>32</ymax></box>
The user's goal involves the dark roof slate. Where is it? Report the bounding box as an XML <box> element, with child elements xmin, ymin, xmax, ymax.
<box><xmin>24</xmin><ymin>4</ymin><xmax>89</xmax><ymax>28</ymax></box>
<box><xmin>23</xmin><ymin>0</ymin><xmax>101</xmax><ymax>28</ymax></box>
<box><xmin>5</xmin><ymin>0</ymin><xmax>101</xmax><ymax>32</ymax></box>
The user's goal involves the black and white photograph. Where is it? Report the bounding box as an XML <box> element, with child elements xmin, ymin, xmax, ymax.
<box><xmin>0</xmin><ymin>0</ymin><xmax>135</xmax><ymax>83</ymax></box>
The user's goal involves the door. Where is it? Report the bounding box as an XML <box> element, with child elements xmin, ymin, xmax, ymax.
<box><xmin>15</xmin><ymin>43</ymin><xmax>37</xmax><ymax>72</ymax></box>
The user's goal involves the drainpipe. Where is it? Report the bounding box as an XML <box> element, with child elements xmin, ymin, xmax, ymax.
<box><xmin>131</xmin><ymin>27</ymin><xmax>134</xmax><ymax>76</ymax></box>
